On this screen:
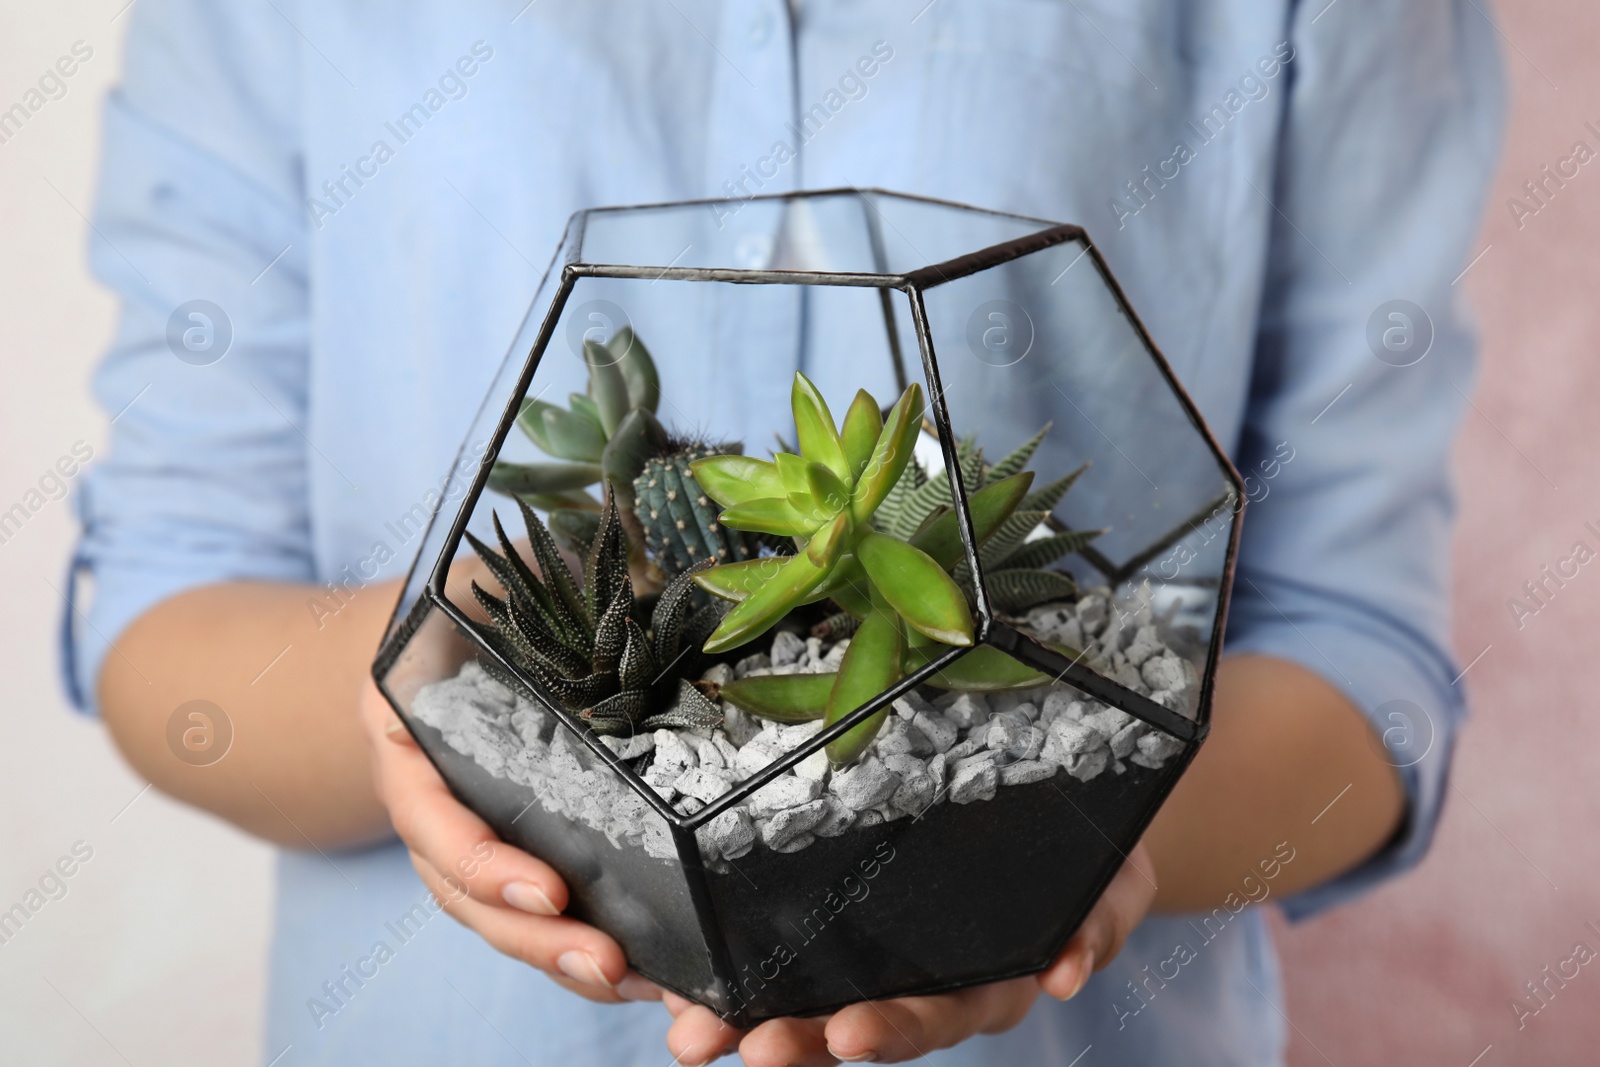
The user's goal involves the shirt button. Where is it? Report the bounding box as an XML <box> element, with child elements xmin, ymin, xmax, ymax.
<box><xmin>748</xmin><ymin>10</ymin><xmax>774</xmax><ymax>46</ymax></box>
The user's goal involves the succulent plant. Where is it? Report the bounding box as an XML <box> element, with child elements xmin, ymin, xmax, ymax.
<box><xmin>691</xmin><ymin>375</ymin><xmax>1106</xmax><ymax>764</ymax></box>
<box><xmin>874</xmin><ymin>425</ymin><xmax>1101</xmax><ymax>614</ymax></box>
<box><xmin>464</xmin><ymin>492</ymin><xmax>724</xmax><ymax>737</ymax></box>
<box><xmin>633</xmin><ymin>446</ymin><xmax>776</xmax><ymax>574</ymax></box>
<box><xmin>487</xmin><ymin>327</ymin><xmax>667</xmax><ymax>535</ymax></box>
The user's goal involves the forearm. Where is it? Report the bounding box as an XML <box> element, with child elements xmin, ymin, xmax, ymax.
<box><xmin>1143</xmin><ymin>654</ymin><xmax>1405</xmax><ymax>913</ymax></box>
<box><xmin>98</xmin><ymin>578</ymin><xmax>403</xmax><ymax>849</ymax></box>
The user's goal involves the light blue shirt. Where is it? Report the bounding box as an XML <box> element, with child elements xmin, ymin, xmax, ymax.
<box><xmin>65</xmin><ymin>1</ymin><xmax>1503</xmax><ymax>1063</ymax></box>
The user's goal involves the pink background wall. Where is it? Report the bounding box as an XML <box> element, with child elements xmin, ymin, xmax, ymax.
<box><xmin>1274</xmin><ymin>4</ymin><xmax>1600</xmax><ymax>1064</ymax></box>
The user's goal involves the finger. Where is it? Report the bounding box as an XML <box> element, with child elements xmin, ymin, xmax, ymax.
<box><xmin>738</xmin><ymin>1015</ymin><xmax>836</xmax><ymax>1067</ymax></box>
<box><xmin>824</xmin><ymin>977</ymin><xmax>1037</xmax><ymax>1063</ymax></box>
<box><xmin>407</xmin><ymin>849</ymin><xmax>634</xmax><ymax>999</ymax></box>
<box><xmin>371</xmin><ymin>712</ymin><xmax>570</xmax><ymax>917</ymax></box>
<box><xmin>665</xmin><ymin>1004</ymin><xmax>744</xmax><ymax>1066</ymax></box>
<box><xmin>661</xmin><ymin>990</ymin><xmax>700</xmax><ymax>1019</ymax></box>
<box><xmin>1041</xmin><ymin>841</ymin><xmax>1158</xmax><ymax>1001</ymax></box>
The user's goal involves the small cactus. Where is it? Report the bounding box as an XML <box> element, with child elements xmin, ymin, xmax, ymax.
<box><xmin>633</xmin><ymin>446</ymin><xmax>771</xmax><ymax>575</ymax></box>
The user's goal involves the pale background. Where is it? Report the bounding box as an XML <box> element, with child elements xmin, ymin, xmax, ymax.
<box><xmin>0</xmin><ymin>1</ymin><xmax>1591</xmax><ymax>1064</ymax></box>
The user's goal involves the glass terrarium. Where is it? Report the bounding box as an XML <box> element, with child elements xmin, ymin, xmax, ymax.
<box><xmin>373</xmin><ymin>189</ymin><xmax>1243</xmax><ymax>1025</ymax></box>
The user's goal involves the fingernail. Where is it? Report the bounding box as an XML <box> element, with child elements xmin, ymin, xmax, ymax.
<box><xmin>1066</xmin><ymin>949</ymin><xmax>1095</xmax><ymax>1000</ymax></box>
<box><xmin>502</xmin><ymin>881</ymin><xmax>558</xmax><ymax>916</ymax></box>
<box><xmin>617</xmin><ymin>973</ymin><xmax>662</xmax><ymax>1001</ymax></box>
<box><xmin>557</xmin><ymin>950</ymin><xmax>613</xmax><ymax>990</ymax></box>
<box><xmin>827</xmin><ymin>1046</ymin><xmax>876</xmax><ymax>1062</ymax></box>
<box><xmin>384</xmin><ymin>719</ymin><xmax>413</xmax><ymax>743</ymax></box>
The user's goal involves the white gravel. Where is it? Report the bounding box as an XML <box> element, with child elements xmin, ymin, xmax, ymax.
<box><xmin>412</xmin><ymin>592</ymin><xmax>1201</xmax><ymax>864</ymax></box>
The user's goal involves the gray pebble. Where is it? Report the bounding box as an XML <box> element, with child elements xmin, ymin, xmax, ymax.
<box><xmin>892</xmin><ymin>691</ymin><xmax>934</xmax><ymax>720</ymax></box>
<box><xmin>812</xmin><ymin>796</ymin><xmax>856</xmax><ymax>837</ymax></box>
<box><xmin>600</xmin><ymin>732</ymin><xmax>655</xmax><ymax>761</ymax></box>
<box><xmin>675</xmin><ymin>766</ymin><xmax>734</xmax><ymax>804</ymax></box>
<box><xmin>942</xmin><ymin>692</ymin><xmax>991</xmax><ymax>730</ymax></box>
<box><xmin>734</xmin><ymin>652</ymin><xmax>771</xmax><ymax>677</ymax></box>
<box><xmin>748</xmin><ymin>775</ymin><xmax>822</xmax><ymax>817</ymax></box>
<box><xmin>948</xmin><ymin>759</ymin><xmax>998</xmax><ymax>804</ymax></box>
<box><xmin>891</xmin><ymin>772</ymin><xmax>936</xmax><ymax>816</ymax></box>
<box><xmin>760</xmin><ymin>799</ymin><xmax>829</xmax><ymax>849</ymax></box>
<box><xmin>911</xmin><ymin>709</ymin><xmax>958</xmax><ymax>753</ymax></box>
<box><xmin>1041</xmin><ymin>719</ymin><xmax>1103</xmax><ymax>767</ymax></box>
<box><xmin>1066</xmin><ymin>747</ymin><xmax>1110</xmax><ymax>783</ymax></box>
<box><xmin>703</xmin><ymin>808</ymin><xmax>755</xmax><ymax>861</ymax></box>
<box><xmin>770</xmin><ymin>630</ymin><xmax>807</xmax><ymax>666</ymax></box>
<box><xmin>999</xmin><ymin>759</ymin><xmax>1057</xmax><ymax>786</ymax></box>
<box><xmin>830</xmin><ymin>756</ymin><xmax>901</xmax><ymax>811</ymax></box>
<box><xmin>1109</xmin><ymin>720</ymin><xmax>1148</xmax><ymax>759</ymax></box>
<box><xmin>876</xmin><ymin>717</ymin><xmax>932</xmax><ymax>758</ymax></box>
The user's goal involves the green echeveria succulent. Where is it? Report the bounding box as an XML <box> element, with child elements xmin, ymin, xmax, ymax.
<box><xmin>693</xmin><ymin>373</ymin><xmax>1090</xmax><ymax>765</ymax></box>
<box><xmin>465</xmin><ymin>493</ymin><xmax>723</xmax><ymax>737</ymax></box>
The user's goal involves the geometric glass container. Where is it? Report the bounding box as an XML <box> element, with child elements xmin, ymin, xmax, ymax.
<box><xmin>373</xmin><ymin>189</ymin><xmax>1243</xmax><ymax>1025</ymax></box>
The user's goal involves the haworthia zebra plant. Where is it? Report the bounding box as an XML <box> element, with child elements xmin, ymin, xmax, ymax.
<box><xmin>464</xmin><ymin>493</ymin><xmax>724</xmax><ymax>737</ymax></box>
<box><xmin>690</xmin><ymin>373</ymin><xmax>1096</xmax><ymax>765</ymax></box>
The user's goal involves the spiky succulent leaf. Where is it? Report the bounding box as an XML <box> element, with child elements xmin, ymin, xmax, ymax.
<box><xmin>617</xmin><ymin>618</ymin><xmax>657</xmax><ymax>691</ymax></box>
<box><xmin>907</xmin><ymin>472</ymin><xmax>1034</xmax><ymax>571</ymax></box>
<box><xmin>639</xmin><ymin>680</ymin><xmax>723</xmax><ymax>732</ymax></box>
<box><xmin>583</xmin><ymin>496</ymin><xmax>631</xmax><ymax>619</ymax></box>
<box><xmin>581</xmin><ymin>690</ymin><xmax>652</xmax><ymax>736</ymax></box>
<box><xmin>987</xmin><ymin>425</ymin><xmax>1051</xmax><ymax>482</ymax></box>
<box><xmin>1019</xmin><ymin>462</ymin><xmax>1088</xmax><ymax>515</ymax></box>
<box><xmin>547</xmin><ymin>508</ymin><xmax>602</xmax><ymax>557</ymax></box>
<box><xmin>985</xmin><ymin>568</ymin><xmax>1080</xmax><ymax>613</ymax></box>
<box><xmin>651</xmin><ymin>560</ymin><xmax>712</xmax><ymax>664</ymax></box>
<box><xmin>516</xmin><ymin>499</ymin><xmax>593</xmax><ymax>635</ymax></box>
<box><xmin>590</xmin><ymin>580</ymin><xmax>632</xmax><ymax>676</ymax></box>
<box><xmin>975</xmin><ymin>509</ymin><xmax>1050</xmax><ymax>571</ymax></box>
<box><xmin>999</xmin><ymin>529</ymin><xmax>1104</xmax><ymax>570</ymax></box>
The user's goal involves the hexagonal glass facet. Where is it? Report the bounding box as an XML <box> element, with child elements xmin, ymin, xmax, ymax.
<box><xmin>375</xmin><ymin>190</ymin><xmax>1242</xmax><ymax>1025</ymax></box>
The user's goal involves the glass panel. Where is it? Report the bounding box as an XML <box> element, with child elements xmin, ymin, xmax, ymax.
<box><xmin>917</xmin><ymin>237</ymin><xmax>1237</xmax><ymax>724</ymax></box>
<box><xmin>377</xmin><ymin>602</ymin><xmax>717</xmax><ymax>999</ymax></box>
<box><xmin>575</xmin><ymin>191</ymin><xmax>1055</xmax><ymax>277</ymax></box>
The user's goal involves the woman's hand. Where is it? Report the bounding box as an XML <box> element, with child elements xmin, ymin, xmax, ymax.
<box><xmin>661</xmin><ymin>842</ymin><xmax>1156</xmax><ymax>1066</ymax></box>
<box><xmin>359</xmin><ymin>678</ymin><xmax>664</xmax><ymax>1004</ymax></box>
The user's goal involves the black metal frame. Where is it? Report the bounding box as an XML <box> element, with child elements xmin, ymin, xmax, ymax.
<box><xmin>374</xmin><ymin>186</ymin><xmax>1245</xmax><ymax>1024</ymax></box>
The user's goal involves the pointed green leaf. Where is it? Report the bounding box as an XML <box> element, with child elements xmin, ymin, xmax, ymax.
<box><xmin>998</xmin><ymin>529</ymin><xmax>1103</xmax><ymax>570</ymax></box>
<box><xmin>584</xmin><ymin>340</ymin><xmax>630</xmax><ymax>437</ymax></box>
<box><xmin>720</xmin><ymin>673</ymin><xmax>833</xmax><ymax>723</ymax></box>
<box><xmin>803</xmin><ymin>509</ymin><xmax>851</xmax><ymax>568</ymax></box>
<box><xmin>600</xmin><ymin>407</ymin><xmax>670</xmax><ymax>509</ymax></box>
<box><xmin>702</xmin><ymin>550</ymin><xmax>826</xmax><ymax>654</ymax></box>
<box><xmin>567</xmin><ymin>393</ymin><xmax>602</xmax><ymax>426</ymax></box>
<box><xmin>986</xmin><ymin>424</ymin><xmax>1051</xmax><ymax>482</ymax></box>
<box><xmin>850</xmin><ymin>382</ymin><xmax>923</xmax><ymax>525</ymax></box>
<box><xmin>805</xmin><ymin>462</ymin><xmax>850</xmax><ymax>516</ymax></box>
<box><xmin>531</xmin><ymin>403</ymin><xmax>604</xmax><ymax>460</ymax></box>
<box><xmin>488</xmin><ymin>460</ymin><xmax>604</xmax><ymax>496</ymax></box>
<box><xmin>904</xmin><ymin>644</ymin><xmax>1050</xmax><ymax>691</ymax></box>
<box><xmin>694</xmin><ymin>556</ymin><xmax>790</xmax><ymax>603</ymax></box>
<box><xmin>791</xmin><ymin>372</ymin><xmax>851</xmax><ymax>483</ymax></box>
<box><xmin>607</xmin><ymin>327</ymin><xmax>660</xmax><ymax>413</ymax></box>
<box><xmin>719</xmin><ymin>496</ymin><xmax>817</xmax><ymax>538</ymax></box>
<box><xmin>824</xmin><ymin>609</ymin><xmax>903</xmax><ymax>765</ymax></box>
<box><xmin>985</xmin><ymin>568</ymin><xmax>1080</xmax><ymax>613</ymax></box>
<box><xmin>1020</xmin><ymin>462</ymin><xmax>1089</xmax><ymax>515</ymax></box>
<box><xmin>774</xmin><ymin>452</ymin><xmax>810</xmax><ymax>495</ymax></box>
<box><xmin>840</xmin><ymin>389</ymin><xmax>883</xmax><ymax>480</ymax></box>
<box><xmin>515</xmin><ymin>398</ymin><xmax>562</xmax><ymax>454</ymax></box>
<box><xmin>805</xmin><ymin>554</ymin><xmax>872</xmax><ymax>615</ymax></box>
<box><xmin>691</xmin><ymin>454</ymin><xmax>786</xmax><ymax>508</ymax></box>
<box><xmin>909</xmin><ymin>472</ymin><xmax>1034</xmax><ymax>570</ymax></box>
<box><xmin>856</xmin><ymin>531</ymin><xmax>973</xmax><ymax>646</ymax></box>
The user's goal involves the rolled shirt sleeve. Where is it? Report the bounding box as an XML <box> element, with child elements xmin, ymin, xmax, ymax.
<box><xmin>63</xmin><ymin>0</ymin><xmax>313</xmax><ymax>712</ymax></box>
<box><xmin>1226</xmin><ymin>0</ymin><xmax>1505</xmax><ymax>917</ymax></box>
